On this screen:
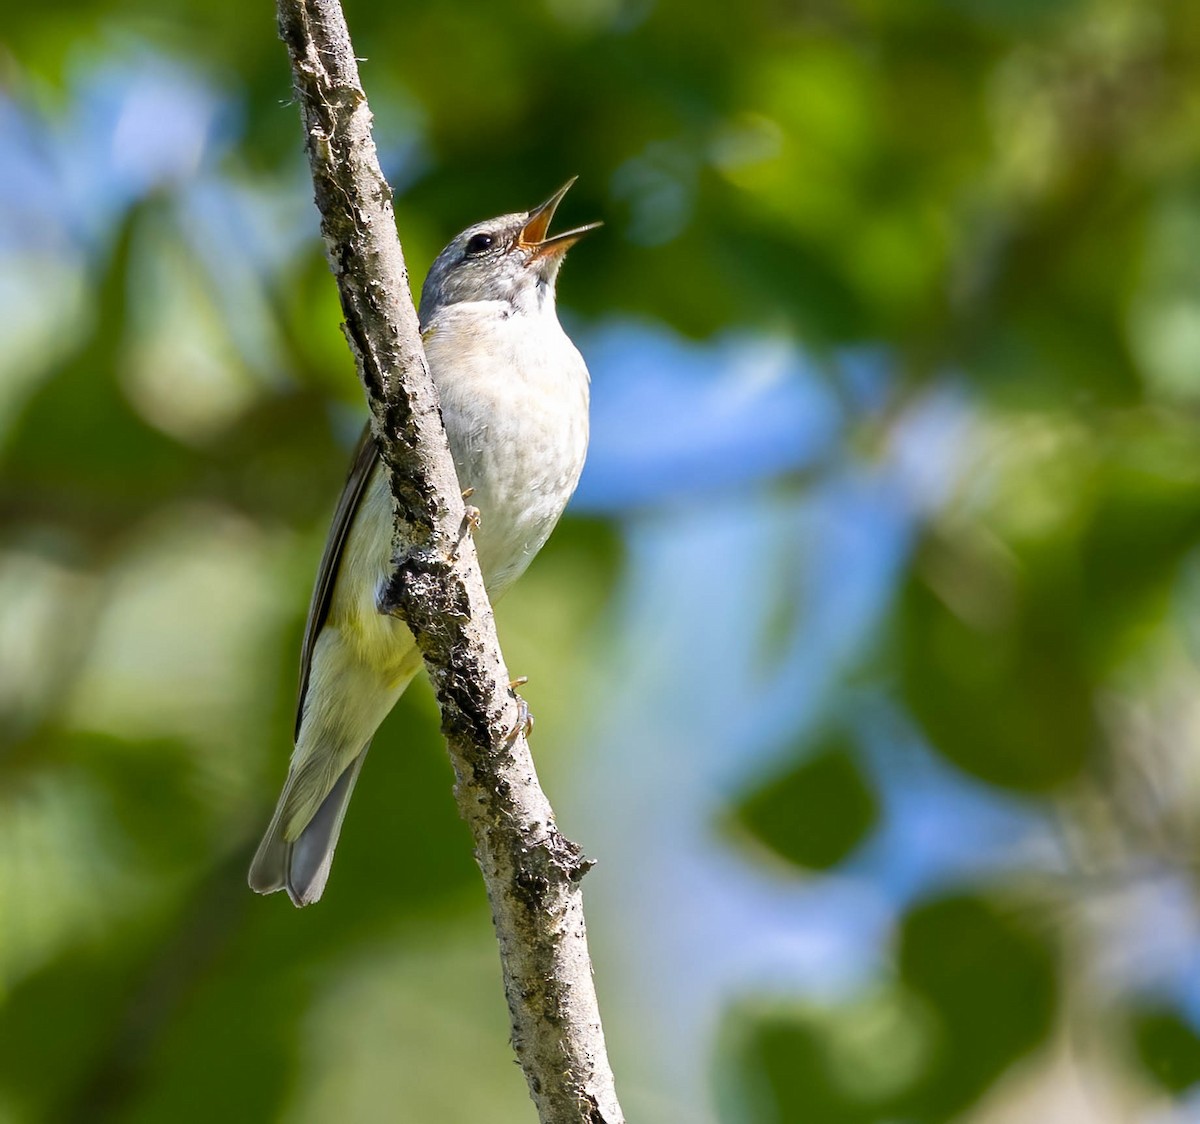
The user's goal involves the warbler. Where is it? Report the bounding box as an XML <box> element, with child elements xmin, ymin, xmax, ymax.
<box><xmin>249</xmin><ymin>181</ymin><xmax>598</xmax><ymax>906</ymax></box>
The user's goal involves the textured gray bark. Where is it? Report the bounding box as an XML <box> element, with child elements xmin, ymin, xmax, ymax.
<box><xmin>273</xmin><ymin>2</ymin><xmax>624</xmax><ymax>1121</ymax></box>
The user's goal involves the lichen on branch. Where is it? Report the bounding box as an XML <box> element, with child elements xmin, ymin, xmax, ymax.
<box><xmin>273</xmin><ymin>1</ymin><xmax>624</xmax><ymax>1121</ymax></box>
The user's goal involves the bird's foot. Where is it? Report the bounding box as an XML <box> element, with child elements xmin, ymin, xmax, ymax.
<box><xmin>503</xmin><ymin>678</ymin><xmax>534</xmax><ymax>744</ymax></box>
<box><xmin>460</xmin><ymin>487</ymin><xmax>481</xmax><ymax>532</ymax></box>
<box><xmin>454</xmin><ymin>488</ymin><xmax>481</xmax><ymax>556</ymax></box>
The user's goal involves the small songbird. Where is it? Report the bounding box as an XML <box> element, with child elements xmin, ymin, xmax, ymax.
<box><xmin>249</xmin><ymin>180</ymin><xmax>598</xmax><ymax>906</ymax></box>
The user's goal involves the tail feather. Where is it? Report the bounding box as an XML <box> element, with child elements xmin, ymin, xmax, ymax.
<box><xmin>248</xmin><ymin>748</ymin><xmax>368</xmax><ymax>907</ymax></box>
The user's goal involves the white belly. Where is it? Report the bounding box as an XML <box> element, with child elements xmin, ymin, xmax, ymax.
<box><xmin>425</xmin><ymin>301</ymin><xmax>590</xmax><ymax>593</ymax></box>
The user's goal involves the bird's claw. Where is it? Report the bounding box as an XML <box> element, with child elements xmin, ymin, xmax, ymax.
<box><xmin>503</xmin><ymin>681</ymin><xmax>534</xmax><ymax>744</ymax></box>
<box><xmin>460</xmin><ymin>487</ymin><xmax>481</xmax><ymax>535</ymax></box>
<box><xmin>452</xmin><ymin>488</ymin><xmax>482</xmax><ymax>558</ymax></box>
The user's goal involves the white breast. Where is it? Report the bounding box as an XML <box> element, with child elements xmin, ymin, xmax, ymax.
<box><xmin>423</xmin><ymin>300</ymin><xmax>590</xmax><ymax>595</ymax></box>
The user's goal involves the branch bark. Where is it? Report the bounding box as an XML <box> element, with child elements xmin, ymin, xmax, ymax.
<box><xmin>273</xmin><ymin>3</ymin><xmax>624</xmax><ymax>1122</ymax></box>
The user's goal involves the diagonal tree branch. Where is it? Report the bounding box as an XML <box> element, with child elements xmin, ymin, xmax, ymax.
<box><xmin>273</xmin><ymin>2</ymin><xmax>624</xmax><ymax>1121</ymax></box>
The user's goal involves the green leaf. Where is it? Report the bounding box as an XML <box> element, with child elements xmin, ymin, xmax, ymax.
<box><xmin>1130</xmin><ymin>1007</ymin><xmax>1200</xmax><ymax>1094</ymax></box>
<box><xmin>731</xmin><ymin>732</ymin><xmax>879</xmax><ymax>871</ymax></box>
<box><xmin>897</xmin><ymin>539</ymin><xmax>1094</xmax><ymax>791</ymax></box>
<box><xmin>897</xmin><ymin>893</ymin><xmax>1057</xmax><ymax>1117</ymax></box>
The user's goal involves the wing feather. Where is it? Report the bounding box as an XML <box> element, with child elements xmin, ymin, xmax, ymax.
<box><xmin>294</xmin><ymin>423</ymin><xmax>380</xmax><ymax>740</ymax></box>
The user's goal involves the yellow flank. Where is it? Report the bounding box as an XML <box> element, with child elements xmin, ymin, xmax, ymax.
<box><xmin>280</xmin><ymin>463</ymin><xmax>422</xmax><ymax>840</ymax></box>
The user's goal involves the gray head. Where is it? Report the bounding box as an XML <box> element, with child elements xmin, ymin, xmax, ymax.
<box><xmin>418</xmin><ymin>179</ymin><xmax>600</xmax><ymax>324</ymax></box>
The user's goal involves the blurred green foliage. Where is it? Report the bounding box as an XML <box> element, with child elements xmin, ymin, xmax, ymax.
<box><xmin>1131</xmin><ymin>1006</ymin><xmax>1200</xmax><ymax>1095</ymax></box>
<box><xmin>722</xmin><ymin>892</ymin><xmax>1058</xmax><ymax>1123</ymax></box>
<box><xmin>732</xmin><ymin>731</ymin><xmax>879</xmax><ymax>869</ymax></box>
<box><xmin>2</xmin><ymin>0</ymin><xmax>1200</xmax><ymax>1120</ymax></box>
<box><xmin>897</xmin><ymin>894</ymin><xmax>1057</xmax><ymax>1115</ymax></box>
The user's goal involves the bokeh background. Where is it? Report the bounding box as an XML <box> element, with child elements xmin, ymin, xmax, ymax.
<box><xmin>3</xmin><ymin>0</ymin><xmax>1200</xmax><ymax>1120</ymax></box>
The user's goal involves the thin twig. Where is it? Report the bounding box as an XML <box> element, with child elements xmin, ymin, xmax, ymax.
<box><xmin>273</xmin><ymin>1</ymin><xmax>624</xmax><ymax>1121</ymax></box>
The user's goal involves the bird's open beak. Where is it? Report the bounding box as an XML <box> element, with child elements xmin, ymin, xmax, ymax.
<box><xmin>518</xmin><ymin>177</ymin><xmax>602</xmax><ymax>258</ymax></box>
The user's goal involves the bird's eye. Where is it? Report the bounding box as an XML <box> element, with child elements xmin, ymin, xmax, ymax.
<box><xmin>466</xmin><ymin>232</ymin><xmax>495</xmax><ymax>255</ymax></box>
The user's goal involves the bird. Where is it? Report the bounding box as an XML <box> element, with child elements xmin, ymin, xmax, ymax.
<box><xmin>248</xmin><ymin>180</ymin><xmax>598</xmax><ymax>907</ymax></box>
